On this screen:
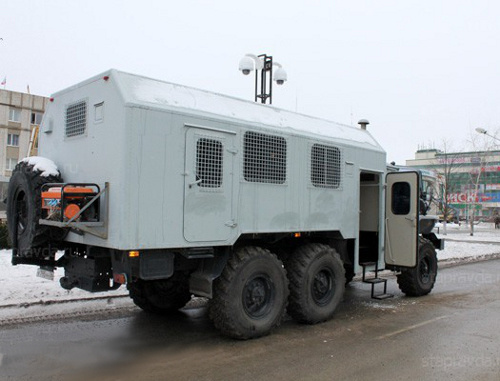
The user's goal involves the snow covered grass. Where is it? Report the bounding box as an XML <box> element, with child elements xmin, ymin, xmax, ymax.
<box><xmin>435</xmin><ymin>221</ymin><xmax>500</xmax><ymax>242</ymax></box>
<box><xmin>434</xmin><ymin>222</ymin><xmax>500</xmax><ymax>261</ymax></box>
<box><xmin>437</xmin><ymin>240</ymin><xmax>500</xmax><ymax>261</ymax></box>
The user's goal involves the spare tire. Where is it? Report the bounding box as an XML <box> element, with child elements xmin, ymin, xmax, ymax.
<box><xmin>7</xmin><ymin>160</ymin><xmax>64</xmax><ymax>258</ymax></box>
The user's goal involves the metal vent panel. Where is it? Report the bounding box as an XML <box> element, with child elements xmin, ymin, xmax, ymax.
<box><xmin>243</xmin><ymin>131</ymin><xmax>287</xmax><ymax>184</ymax></box>
<box><xmin>311</xmin><ymin>144</ymin><xmax>342</xmax><ymax>189</ymax></box>
<box><xmin>65</xmin><ymin>100</ymin><xmax>87</xmax><ymax>137</ymax></box>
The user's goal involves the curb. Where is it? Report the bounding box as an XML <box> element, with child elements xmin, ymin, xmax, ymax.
<box><xmin>438</xmin><ymin>252</ymin><xmax>500</xmax><ymax>269</ymax></box>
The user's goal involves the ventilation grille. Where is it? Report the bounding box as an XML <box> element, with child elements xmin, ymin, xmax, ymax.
<box><xmin>243</xmin><ymin>131</ymin><xmax>287</xmax><ymax>184</ymax></box>
<box><xmin>65</xmin><ymin>100</ymin><xmax>87</xmax><ymax>137</ymax></box>
<box><xmin>196</xmin><ymin>138</ymin><xmax>223</xmax><ymax>188</ymax></box>
<box><xmin>311</xmin><ymin>144</ymin><xmax>342</xmax><ymax>188</ymax></box>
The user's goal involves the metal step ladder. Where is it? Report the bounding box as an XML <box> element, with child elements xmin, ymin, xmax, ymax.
<box><xmin>361</xmin><ymin>262</ymin><xmax>394</xmax><ymax>300</ymax></box>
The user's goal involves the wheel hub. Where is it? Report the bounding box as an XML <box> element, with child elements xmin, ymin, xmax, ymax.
<box><xmin>419</xmin><ymin>258</ymin><xmax>431</xmax><ymax>284</ymax></box>
<box><xmin>243</xmin><ymin>275</ymin><xmax>273</xmax><ymax>318</ymax></box>
<box><xmin>312</xmin><ymin>269</ymin><xmax>334</xmax><ymax>306</ymax></box>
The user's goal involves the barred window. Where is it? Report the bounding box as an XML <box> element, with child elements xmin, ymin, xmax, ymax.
<box><xmin>196</xmin><ymin>138</ymin><xmax>223</xmax><ymax>188</ymax></box>
<box><xmin>65</xmin><ymin>100</ymin><xmax>87</xmax><ymax>137</ymax></box>
<box><xmin>311</xmin><ymin>144</ymin><xmax>341</xmax><ymax>188</ymax></box>
<box><xmin>243</xmin><ymin>131</ymin><xmax>286</xmax><ymax>184</ymax></box>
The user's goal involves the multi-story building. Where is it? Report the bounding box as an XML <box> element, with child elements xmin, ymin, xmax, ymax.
<box><xmin>0</xmin><ymin>89</ymin><xmax>49</xmax><ymax>213</ymax></box>
<box><xmin>406</xmin><ymin>148</ymin><xmax>500</xmax><ymax>220</ymax></box>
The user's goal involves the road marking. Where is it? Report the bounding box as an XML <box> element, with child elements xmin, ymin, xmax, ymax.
<box><xmin>376</xmin><ymin>315</ymin><xmax>448</xmax><ymax>340</ymax></box>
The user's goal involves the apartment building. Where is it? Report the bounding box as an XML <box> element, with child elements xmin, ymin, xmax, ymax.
<box><xmin>0</xmin><ymin>89</ymin><xmax>49</xmax><ymax>207</ymax></box>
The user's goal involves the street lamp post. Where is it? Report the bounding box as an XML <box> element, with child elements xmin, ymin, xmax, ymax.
<box><xmin>474</xmin><ymin>127</ymin><xmax>499</xmax><ymax>235</ymax></box>
<box><xmin>475</xmin><ymin>127</ymin><xmax>500</xmax><ymax>142</ymax></box>
<box><xmin>239</xmin><ymin>53</ymin><xmax>287</xmax><ymax>104</ymax></box>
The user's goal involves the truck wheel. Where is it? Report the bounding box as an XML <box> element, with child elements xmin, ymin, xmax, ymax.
<box><xmin>344</xmin><ymin>264</ymin><xmax>355</xmax><ymax>285</ymax></box>
<box><xmin>397</xmin><ymin>237</ymin><xmax>437</xmax><ymax>296</ymax></box>
<box><xmin>286</xmin><ymin>244</ymin><xmax>345</xmax><ymax>324</ymax></box>
<box><xmin>209</xmin><ymin>246</ymin><xmax>288</xmax><ymax>340</ymax></box>
<box><xmin>128</xmin><ymin>274</ymin><xmax>192</xmax><ymax>314</ymax></box>
<box><xmin>6</xmin><ymin>161</ymin><xmax>64</xmax><ymax>257</ymax></box>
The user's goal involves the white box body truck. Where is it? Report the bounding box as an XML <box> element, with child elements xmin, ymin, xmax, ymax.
<box><xmin>6</xmin><ymin>70</ymin><xmax>442</xmax><ymax>339</ymax></box>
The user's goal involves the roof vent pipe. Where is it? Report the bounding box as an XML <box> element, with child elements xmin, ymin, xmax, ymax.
<box><xmin>358</xmin><ymin>119</ymin><xmax>370</xmax><ymax>130</ymax></box>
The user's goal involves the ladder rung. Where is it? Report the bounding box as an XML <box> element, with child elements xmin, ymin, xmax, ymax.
<box><xmin>360</xmin><ymin>261</ymin><xmax>377</xmax><ymax>267</ymax></box>
<box><xmin>372</xmin><ymin>293</ymin><xmax>394</xmax><ymax>300</ymax></box>
<box><xmin>363</xmin><ymin>278</ymin><xmax>386</xmax><ymax>284</ymax></box>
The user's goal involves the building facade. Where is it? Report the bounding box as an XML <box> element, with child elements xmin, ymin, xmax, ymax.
<box><xmin>406</xmin><ymin>149</ymin><xmax>500</xmax><ymax>220</ymax></box>
<box><xmin>0</xmin><ymin>89</ymin><xmax>48</xmax><ymax>208</ymax></box>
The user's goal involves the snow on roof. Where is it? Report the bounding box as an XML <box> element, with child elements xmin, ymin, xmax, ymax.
<box><xmin>111</xmin><ymin>69</ymin><xmax>384</xmax><ymax>152</ymax></box>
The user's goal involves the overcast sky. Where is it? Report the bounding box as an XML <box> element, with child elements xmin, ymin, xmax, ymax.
<box><xmin>2</xmin><ymin>0</ymin><xmax>499</xmax><ymax>163</ymax></box>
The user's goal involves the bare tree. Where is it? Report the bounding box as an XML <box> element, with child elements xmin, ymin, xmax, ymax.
<box><xmin>466</xmin><ymin>130</ymin><xmax>498</xmax><ymax>236</ymax></box>
<box><xmin>434</xmin><ymin>141</ymin><xmax>464</xmax><ymax>235</ymax></box>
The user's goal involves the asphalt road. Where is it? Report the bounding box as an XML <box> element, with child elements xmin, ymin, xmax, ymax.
<box><xmin>1</xmin><ymin>259</ymin><xmax>499</xmax><ymax>381</ymax></box>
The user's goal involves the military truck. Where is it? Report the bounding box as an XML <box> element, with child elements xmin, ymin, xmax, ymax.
<box><xmin>6</xmin><ymin>70</ymin><xmax>442</xmax><ymax>339</ymax></box>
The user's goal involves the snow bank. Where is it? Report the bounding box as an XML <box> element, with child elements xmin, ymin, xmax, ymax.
<box><xmin>21</xmin><ymin>156</ymin><xmax>60</xmax><ymax>177</ymax></box>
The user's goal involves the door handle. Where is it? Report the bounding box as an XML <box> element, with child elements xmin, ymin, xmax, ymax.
<box><xmin>225</xmin><ymin>220</ymin><xmax>238</xmax><ymax>228</ymax></box>
<box><xmin>189</xmin><ymin>179</ymin><xmax>202</xmax><ymax>188</ymax></box>
<box><xmin>405</xmin><ymin>215</ymin><xmax>417</xmax><ymax>227</ymax></box>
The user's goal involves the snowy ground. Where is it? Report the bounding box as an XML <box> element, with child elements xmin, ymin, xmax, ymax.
<box><xmin>1</xmin><ymin>222</ymin><xmax>499</xmax><ymax>322</ymax></box>
<box><xmin>0</xmin><ymin>255</ymin><xmax>129</xmax><ymax>307</ymax></box>
<box><xmin>435</xmin><ymin>221</ymin><xmax>500</xmax><ymax>260</ymax></box>
<box><xmin>0</xmin><ymin>251</ymin><xmax>131</xmax><ymax>324</ymax></box>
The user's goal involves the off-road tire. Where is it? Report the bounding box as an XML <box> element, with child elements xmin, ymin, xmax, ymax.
<box><xmin>209</xmin><ymin>246</ymin><xmax>289</xmax><ymax>340</ymax></box>
<box><xmin>286</xmin><ymin>243</ymin><xmax>346</xmax><ymax>324</ymax></box>
<box><xmin>128</xmin><ymin>273</ymin><xmax>192</xmax><ymax>314</ymax></box>
<box><xmin>6</xmin><ymin>161</ymin><xmax>64</xmax><ymax>257</ymax></box>
<box><xmin>397</xmin><ymin>237</ymin><xmax>437</xmax><ymax>296</ymax></box>
<box><xmin>344</xmin><ymin>264</ymin><xmax>355</xmax><ymax>285</ymax></box>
